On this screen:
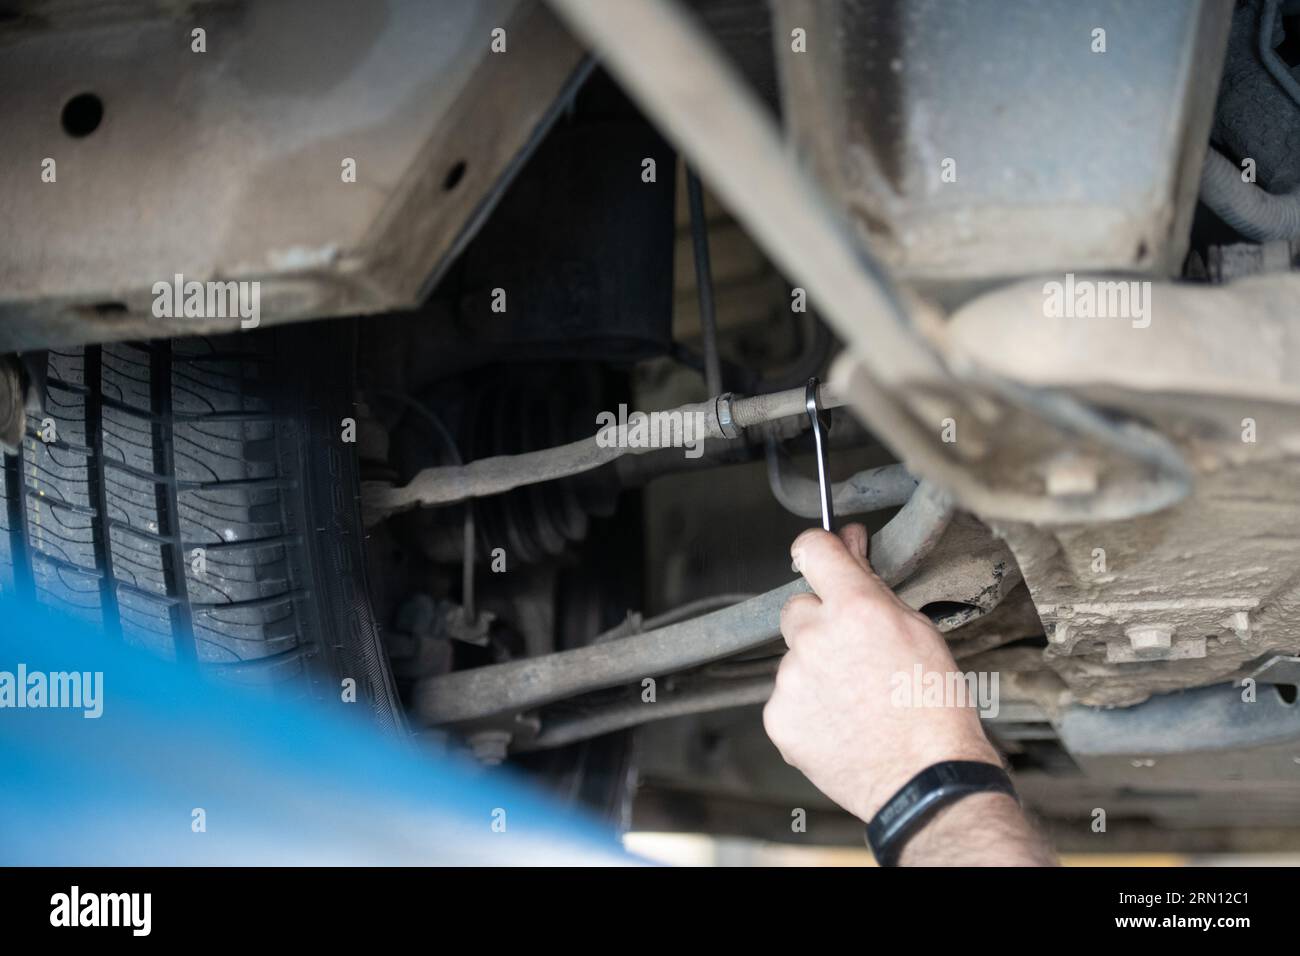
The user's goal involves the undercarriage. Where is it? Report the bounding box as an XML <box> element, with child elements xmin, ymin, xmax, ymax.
<box><xmin>2</xmin><ymin>0</ymin><xmax>1300</xmax><ymax>852</ymax></box>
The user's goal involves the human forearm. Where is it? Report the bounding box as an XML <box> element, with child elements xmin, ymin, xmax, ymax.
<box><xmin>896</xmin><ymin>792</ymin><xmax>1057</xmax><ymax>867</ymax></box>
<box><xmin>764</xmin><ymin>524</ymin><xmax>1059</xmax><ymax>867</ymax></box>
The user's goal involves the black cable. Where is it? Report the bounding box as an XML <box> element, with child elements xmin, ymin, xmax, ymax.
<box><xmin>686</xmin><ymin>168</ymin><xmax>723</xmax><ymax>395</ymax></box>
<box><xmin>369</xmin><ymin>388</ymin><xmax>477</xmax><ymax>624</ymax></box>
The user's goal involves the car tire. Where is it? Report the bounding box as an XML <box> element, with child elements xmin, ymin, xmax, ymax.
<box><xmin>0</xmin><ymin>320</ymin><xmax>403</xmax><ymax>732</ymax></box>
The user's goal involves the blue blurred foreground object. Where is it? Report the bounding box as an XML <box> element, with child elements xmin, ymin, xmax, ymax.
<box><xmin>0</xmin><ymin>599</ymin><xmax>635</xmax><ymax>865</ymax></box>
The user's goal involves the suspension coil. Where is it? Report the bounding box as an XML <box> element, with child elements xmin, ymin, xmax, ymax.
<box><xmin>422</xmin><ymin>367</ymin><xmax>618</xmax><ymax>566</ymax></box>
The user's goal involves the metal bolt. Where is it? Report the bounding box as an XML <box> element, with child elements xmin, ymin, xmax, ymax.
<box><xmin>1224</xmin><ymin>610</ymin><xmax>1251</xmax><ymax>640</ymax></box>
<box><xmin>1045</xmin><ymin>454</ymin><xmax>1100</xmax><ymax>497</ymax></box>
<box><xmin>1126</xmin><ymin>625</ymin><xmax>1173</xmax><ymax>654</ymax></box>
<box><xmin>468</xmin><ymin>730</ymin><xmax>512</xmax><ymax>765</ymax></box>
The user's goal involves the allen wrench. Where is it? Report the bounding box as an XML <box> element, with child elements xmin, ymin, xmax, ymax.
<box><xmin>805</xmin><ymin>377</ymin><xmax>834</xmax><ymax>532</ymax></box>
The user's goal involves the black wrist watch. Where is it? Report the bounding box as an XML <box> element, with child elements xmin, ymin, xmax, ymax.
<box><xmin>865</xmin><ymin>760</ymin><xmax>1018</xmax><ymax>866</ymax></box>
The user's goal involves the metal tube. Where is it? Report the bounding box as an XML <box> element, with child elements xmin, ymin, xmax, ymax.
<box><xmin>1201</xmin><ymin>146</ymin><xmax>1300</xmax><ymax>241</ymax></box>
<box><xmin>462</xmin><ymin>502</ymin><xmax>476</xmax><ymax>625</ymax></box>
<box><xmin>519</xmin><ymin>676</ymin><xmax>775</xmax><ymax>751</ymax></box>
<box><xmin>766</xmin><ymin>439</ymin><xmax>918</xmax><ymax>519</ymax></box>
<box><xmin>414</xmin><ymin>580</ymin><xmax>804</xmax><ymax>725</ymax></box>
<box><xmin>411</xmin><ymin>480</ymin><xmax>953</xmax><ymax>725</ymax></box>
<box><xmin>592</xmin><ymin>592</ymin><xmax>757</xmax><ymax>644</ymax></box>
<box><xmin>363</xmin><ymin>381</ymin><xmax>846</xmax><ymax>523</ymax></box>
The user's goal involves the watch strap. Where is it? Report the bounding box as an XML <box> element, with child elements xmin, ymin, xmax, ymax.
<box><xmin>865</xmin><ymin>760</ymin><xmax>1017</xmax><ymax>866</ymax></box>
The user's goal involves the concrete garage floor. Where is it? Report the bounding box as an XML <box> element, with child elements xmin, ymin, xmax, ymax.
<box><xmin>624</xmin><ymin>832</ymin><xmax>1300</xmax><ymax>867</ymax></box>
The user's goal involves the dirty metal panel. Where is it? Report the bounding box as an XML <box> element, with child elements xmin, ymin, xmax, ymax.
<box><xmin>1057</xmin><ymin>682</ymin><xmax>1300</xmax><ymax>757</ymax></box>
<box><xmin>944</xmin><ymin>274</ymin><xmax>1300</xmax><ymax>706</ymax></box>
<box><xmin>776</xmin><ymin>0</ymin><xmax>1231</xmax><ymax>292</ymax></box>
<box><xmin>0</xmin><ymin>0</ymin><xmax>586</xmax><ymax>352</ymax></box>
<box><xmin>1049</xmin><ymin>683</ymin><xmax>1300</xmax><ymax>821</ymax></box>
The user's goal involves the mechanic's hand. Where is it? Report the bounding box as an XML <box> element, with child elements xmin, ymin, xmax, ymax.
<box><xmin>763</xmin><ymin>523</ymin><xmax>1002</xmax><ymax>824</ymax></box>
